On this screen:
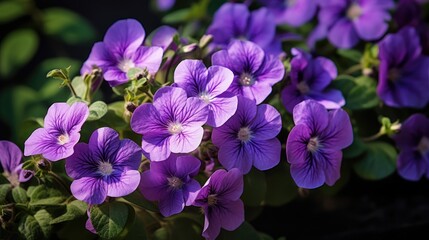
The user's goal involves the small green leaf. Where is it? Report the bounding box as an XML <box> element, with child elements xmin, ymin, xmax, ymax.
<box><xmin>0</xmin><ymin>29</ymin><xmax>39</xmax><ymax>78</ymax></box>
<box><xmin>90</xmin><ymin>202</ymin><xmax>131</xmax><ymax>239</ymax></box>
<box><xmin>343</xmin><ymin>136</ymin><xmax>366</xmax><ymax>159</ymax></box>
<box><xmin>51</xmin><ymin>200</ymin><xmax>88</xmax><ymax>224</ymax></box>
<box><xmin>0</xmin><ymin>1</ymin><xmax>26</xmax><ymax>23</ymax></box>
<box><xmin>264</xmin><ymin>163</ymin><xmax>297</xmax><ymax>206</ymax></box>
<box><xmin>218</xmin><ymin>222</ymin><xmax>259</xmax><ymax>240</ymax></box>
<box><xmin>30</xmin><ymin>196</ymin><xmax>65</xmax><ymax>207</ymax></box>
<box><xmin>71</xmin><ymin>76</ymin><xmax>88</xmax><ymax>98</ymax></box>
<box><xmin>337</xmin><ymin>49</ymin><xmax>362</xmax><ymax>63</ymax></box>
<box><xmin>12</xmin><ymin>186</ymin><xmax>27</xmax><ymax>204</ymax></box>
<box><xmin>242</xmin><ymin>169</ymin><xmax>266</xmax><ymax>207</ymax></box>
<box><xmin>354</xmin><ymin>141</ymin><xmax>397</xmax><ymax>180</ymax></box>
<box><xmin>122</xmin><ymin>190</ymin><xmax>159</xmax><ymax>212</ymax></box>
<box><xmin>87</xmin><ymin>101</ymin><xmax>108</xmax><ymax>121</ymax></box>
<box><xmin>28</xmin><ymin>185</ymin><xmax>63</xmax><ymax>203</ymax></box>
<box><xmin>43</xmin><ymin>8</ymin><xmax>95</xmax><ymax>45</ymax></box>
<box><xmin>34</xmin><ymin>209</ymin><xmax>53</xmax><ymax>239</ymax></box>
<box><xmin>162</xmin><ymin>9</ymin><xmax>191</xmax><ymax>24</ymax></box>
<box><xmin>332</xmin><ymin>75</ymin><xmax>379</xmax><ymax>110</ymax></box>
<box><xmin>18</xmin><ymin>214</ymin><xmax>43</xmax><ymax>240</ymax></box>
<box><xmin>0</xmin><ymin>184</ymin><xmax>11</xmax><ymax>204</ymax></box>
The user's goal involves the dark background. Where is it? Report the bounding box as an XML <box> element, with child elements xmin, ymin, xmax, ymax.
<box><xmin>2</xmin><ymin>0</ymin><xmax>429</xmax><ymax>239</ymax></box>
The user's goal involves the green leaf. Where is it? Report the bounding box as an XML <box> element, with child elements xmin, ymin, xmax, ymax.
<box><xmin>90</xmin><ymin>202</ymin><xmax>132</xmax><ymax>239</ymax></box>
<box><xmin>218</xmin><ymin>222</ymin><xmax>260</xmax><ymax>240</ymax></box>
<box><xmin>332</xmin><ymin>75</ymin><xmax>379</xmax><ymax>110</ymax></box>
<box><xmin>30</xmin><ymin>196</ymin><xmax>66</xmax><ymax>207</ymax></box>
<box><xmin>51</xmin><ymin>200</ymin><xmax>88</xmax><ymax>224</ymax></box>
<box><xmin>122</xmin><ymin>190</ymin><xmax>159</xmax><ymax>212</ymax></box>
<box><xmin>0</xmin><ymin>29</ymin><xmax>39</xmax><ymax>78</ymax></box>
<box><xmin>43</xmin><ymin>8</ymin><xmax>95</xmax><ymax>45</ymax></box>
<box><xmin>162</xmin><ymin>9</ymin><xmax>191</xmax><ymax>24</ymax></box>
<box><xmin>71</xmin><ymin>76</ymin><xmax>88</xmax><ymax>98</ymax></box>
<box><xmin>343</xmin><ymin>136</ymin><xmax>366</xmax><ymax>159</ymax></box>
<box><xmin>0</xmin><ymin>184</ymin><xmax>11</xmax><ymax>204</ymax></box>
<box><xmin>18</xmin><ymin>214</ymin><xmax>43</xmax><ymax>240</ymax></box>
<box><xmin>28</xmin><ymin>185</ymin><xmax>63</xmax><ymax>203</ymax></box>
<box><xmin>242</xmin><ymin>169</ymin><xmax>266</xmax><ymax>207</ymax></box>
<box><xmin>0</xmin><ymin>1</ymin><xmax>26</xmax><ymax>23</ymax></box>
<box><xmin>353</xmin><ymin>141</ymin><xmax>397</xmax><ymax>180</ymax></box>
<box><xmin>337</xmin><ymin>49</ymin><xmax>362</xmax><ymax>63</ymax></box>
<box><xmin>87</xmin><ymin>101</ymin><xmax>108</xmax><ymax>121</ymax></box>
<box><xmin>34</xmin><ymin>209</ymin><xmax>53</xmax><ymax>239</ymax></box>
<box><xmin>264</xmin><ymin>163</ymin><xmax>297</xmax><ymax>206</ymax></box>
<box><xmin>12</xmin><ymin>186</ymin><xmax>27</xmax><ymax>204</ymax></box>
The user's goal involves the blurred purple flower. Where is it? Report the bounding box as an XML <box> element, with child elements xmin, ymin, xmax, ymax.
<box><xmin>66</xmin><ymin>127</ymin><xmax>141</xmax><ymax>205</ymax></box>
<box><xmin>0</xmin><ymin>141</ymin><xmax>33</xmax><ymax>187</ymax></box>
<box><xmin>309</xmin><ymin>0</ymin><xmax>394</xmax><ymax>49</ymax></box>
<box><xmin>149</xmin><ymin>25</ymin><xmax>178</xmax><ymax>51</ymax></box>
<box><xmin>139</xmin><ymin>154</ymin><xmax>201</xmax><ymax>217</ymax></box>
<box><xmin>377</xmin><ymin>27</ymin><xmax>429</xmax><ymax>108</ymax></box>
<box><xmin>193</xmin><ymin>168</ymin><xmax>244</xmax><ymax>240</ymax></box>
<box><xmin>281</xmin><ymin>48</ymin><xmax>344</xmax><ymax>113</ymax></box>
<box><xmin>286</xmin><ymin>100</ymin><xmax>353</xmax><ymax>189</ymax></box>
<box><xmin>207</xmin><ymin>3</ymin><xmax>282</xmax><ymax>56</ymax></box>
<box><xmin>156</xmin><ymin>0</ymin><xmax>175</xmax><ymax>11</ymax></box>
<box><xmin>393</xmin><ymin>113</ymin><xmax>429</xmax><ymax>181</ymax></box>
<box><xmin>81</xmin><ymin>19</ymin><xmax>163</xmax><ymax>87</ymax></box>
<box><xmin>259</xmin><ymin>0</ymin><xmax>317</xmax><ymax>26</ymax></box>
<box><xmin>24</xmin><ymin>102</ymin><xmax>89</xmax><ymax>161</ymax></box>
<box><xmin>130</xmin><ymin>86</ymin><xmax>208</xmax><ymax>161</ymax></box>
<box><xmin>174</xmin><ymin>59</ymin><xmax>237</xmax><ymax>127</ymax></box>
<box><xmin>211</xmin><ymin>40</ymin><xmax>285</xmax><ymax>104</ymax></box>
<box><xmin>393</xmin><ymin>114</ymin><xmax>429</xmax><ymax>181</ymax></box>
<box><xmin>212</xmin><ymin>96</ymin><xmax>281</xmax><ymax>174</ymax></box>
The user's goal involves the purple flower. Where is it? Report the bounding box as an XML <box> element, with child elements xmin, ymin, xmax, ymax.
<box><xmin>156</xmin><ymin>0</ymin><xmax>175</xmax><ymax>11</ymax></box>
<box><xmin>65</xmin><ymin>127</ymin><xmax>141</xmax><ymax>204</ymax></box>
<box><xmin>149</xmin><ymin>25</ymin><xmax>178</xmax><ymax>51</ymax></box>
<box><xmin>207</xmin><ymin>3</ymin><xmax>281</xmax><ymax>56</ymax></box>
<box><xmin>377</xmin><ymin>27</ymin><xmax>429</xmax><ymax>108</ymax></box>
<box><xmin>130</xmin><ymin>86</ymin><xmax>208</xmax><ymax>161</ymax></box>
<box><xmin>259</xmin><ymin>0</ymin><xmax>317</xmax><ymax>26</ymax></box>
<box><xmin>0</xmin><ymin>141</ymin><xmax>33</xmax><ymax>187</ymax></box>
<box><xmin>211</xmin><ymin>40</ymin><xmax>285</xmax><ymax>104</ymax></box>
<box><xmin>81</xmin><ymin>19</ymin><xmax>163</xmax><ymax>87</ymax></box>
<box><xmin>393</xmin><ymin>114</ymin><xmax>429</xmax><ymax>181</ymax></box>
<box><xmin>310</xmin><ymin>0</ymin><xmax>394</xmax><ymax>48</ymax></box>
<box><xmin>24</xmin><ymin>102</ymin><xmax>89</xmax><ymax>161</ymax></box>
<box><xmin>286</xmin><ymin>100</ymin><xmax>353</xmax><ymax>189</ymax></box>
<box><xmin>139</xmin><ymin>154</ymin><xmax>201</xmax><ymax>217</ymax></box>
<box><xmin>174</xmin><ymin>59</ymin><xmax>237</xmax><ymax>127</ymax></box>
<box><xmin>212</xmin><ymin>96</ymin><xmax>282</xmax><ymax>174</ymax></box>
<box><xmin>193</xmin><ymin>168</ymin><xmax>244</xmax><ymax>240</ymax></box>
<box><xmin>281</xmin><ymin>48</ymin><xmax>345</xmax><ymax>113</ymax></box>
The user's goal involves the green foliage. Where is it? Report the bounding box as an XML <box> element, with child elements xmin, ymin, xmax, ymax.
<box><xmin>87</xmin><ymin>101</ymin><xmax>108</xmax><ymax>121</ymax></box>
<box><xmin>264</xmin><ymin>163</ymin><xmax>298</xmax><ymax>206</ymax></box>
<box><xmin>332</xmin><ymin>75</ymin><xmax>379</xmax><ymax>110</ymax></box>
<box><xmin>90</xmin><ymin>201</ymin><xmax>135</xmax><ymax>239</ymax></box>
<box><xmin>0</xmin><ymin>29</ymin><xmax>39</xmax><ymax>78</ymax></box>
<box><xmin>12</xmin><ymin>186</ymin><xmax>28</xmax><ymax>204</ymax></box>
<box><xmin>0</xmin><ymin>184</ymin><xmax>11</xmax><ymax>204</ymax></box>
<box><xmin>0</xmin><ymin>0</ymin><xmax>26</xmax><ymax>23</ymax></box>
<box><xmin>43</xmin><ymin>7</ymin><xmax>96</xmax><ymax>45</ymax></box>
<box><xmin>50</xmin><ymin>200</ymin><xmax>88</xmax><ymax>224</ymax></box>
<box><xmin>242</xmin><ymin>169</ymin><xmax>266</xmax><ymax>207</ymax></box>
<box><xmin>354</xmin><ymin>141</ymin><xmax>397</xmax><ymax>180</ymax></box>
<box><xmin>218</xmin><ymin>222</ymin><xmax>260</xmax><ymax>240</ymax></box>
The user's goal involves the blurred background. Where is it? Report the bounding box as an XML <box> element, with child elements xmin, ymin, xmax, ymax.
<box><xmin>1</xmin><ymin>0</ymin><xmax>429</xmax><ymax>239</ymax></box>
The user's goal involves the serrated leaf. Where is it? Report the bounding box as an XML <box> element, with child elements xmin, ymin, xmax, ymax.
<box><xmin>242</xmin><ymin>169</ymin><xmax>266</xmax><ymax>207</ymax></box>
<box><xmin>87</xmin><ymin>101</ymin><xmax>108</xmax><ymax>121</ymax></box>
<box><xmin>354</xmin><ymin>141</ymin><xmax>397</xmax><ymax>180</ymax></box>
<box><xmin>51</xmin><ymin>200</ymin><xmax>87</xmax><ymax>224</ymax></box>
<box><xmin>18</xmin><ymin>214</ymin><xmax>43</xmax><ymax>240</ymax></box>
<box><xmin>43</xmin><ymin>8</ymin><xmax>95</xmax><ymax>45</ymax></box>
<box><xmin>90</xmin><ymin>202</ymin><xmax>131</xmax><ymax>239</ymax></box>
<box><xmin>0</xmin><ymin>1</ymin><xmax>26</xmax><ymax>23</ymax></box>
<box><xmin>0</xmin><ymin>29</ymin><xmax>39</xmax><ymax>78</ymax></box>
<box><xmin>34</xmin><ymin>209</ymin><xmax>53</xmax><ymax>239</ymax></box>
<box><xmin>12</xmin><ymin>186</ymin><xmax>27</xmax><ymax>203</ymax></box>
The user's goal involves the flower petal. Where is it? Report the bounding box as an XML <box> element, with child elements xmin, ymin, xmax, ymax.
<box><xmin>159</xmin><ymin>189</ymin><xmax>185</xmax><ymax>217</ymax></box>
<box><xmin>354</xmin><ymin>10</ymin><xmax>389</xmax><ymax>40</ymax></box>
<box><xmin>397</xmin><ymin>150</ymin><xmax>427</xmax><ymax>181</ymax></box>
<box><xmin>210</xmin><ymin>168</ymin><xmax>244</xmax><ymax>200</ymax></box>
<box><xmin>207</xmin><ymin>92</ymin><xmax>238</xmax><ymax>127</ymax></box>
<box><xmin>139</xmin><ymin>171</ymin><xmax>168</xmax><ymax>201</ymax></box>
<box><xmin>111</xmin><ymin>139</ymin><xmax>141</xmax><ymax>170</ymax></box>
<box><xmin>247</xmin><ymin>7</ymin><xmax>276</xmax><ymax>48</ymax></box>
<box><xmin>320</xmin><ymin>108</ymin><xmax>353</xmax><ymax>150</ymax></box>
<box><xmin>153</xmin><ymin>87</ymin><xmax>187</xmax><ymax>119</ymax></box>
<box><xmin>218</xmin><ymin>140</ymin><xmax>253</xmax><ymax>174</ymax></box>
<box><xmin>65</xmin><ymin>143</ymin><xmax>98</xmax><ymax>179</ymax></box>
<box><xmin>286</xmin><ymin>124</ymin><xmax>312</xmax><ymax>165</ymax></box>
<box><xmin>290</xmin><ymin>156</ymin><xmax>326</xmax><ymax>189</ymax></box>
<box><xmin>250</xmin><ymin>104</ymin><xmax>281</xmax><ymax>140</ymax></box>
<box><xmin>176</xmin><ymin>155</ymin><xmax>201</xmax><ymax>178</ymax></box>
<box><xmin>292</xmin><ymin>100</ymin><xmax>329</xmax><ymax>133</ymax></box>
<box><xmin>328</xmin><ymin>18</ymin><xmax>359</xmax><ymax>48</ymax></box>
<box><xmin>103</xmin><ymin>19</ymin><xmax>145</xmax><ymax>57</ymax></box>
<box><xmin>133</xmin><ymin>46</ymin><xmax>163</xmax><ymax>74</ymax></box>
<box><xmin>88</xmin><ymin>127</ymin><xmax>121</xmax><ymax>163</ymax></box>
<box><xmin>43</xmin><ymin>103</ymin><xmax>69</xmax><ymax>133</ymax></box>
<box><xmin>174</xmin><ymin>59</ymin><xmax>208</xmax><ymax>97</ymax></box>
<box><xmin>322</xmin><ymin>150</ymin><xmax>343</xmax><ymax>186</ymax></box>
<box><xmin>169</xmin><ymin>127</ymin><xmax>204</xmax><ymax>154</ymax></box>
<box><xmin>107</xmin><ymin>170</ymin><xmax>141</xmax><ymax>197</ymax></box>
<box><xmin>205</xmin><ymin>66</ymin><xmax>234</xmax><ymax>97</ymax></box>
<box><xmin>183</xmin><ymin>179</ymin><xmax>201</xmax><ymax>206</ymax></box>
<box><xmin>64</xmin><ymin>102</ymin><xmax>89</xmax><ymax>133</ymax></box>
<box><xmin>71</xmin><ymin>177</ymin><xmax>107</xmax><ymax>205</ymax></box>
<box><xmin>215</xmin><ymin>199</ymin><xmax>244</xmax><ymax>231</ymax></box>
<box><xmin>248</xmin><ymin>138</ymin><xmax>281</xmax><ymax>171</ymax></box>
<box><xmin>0</xmin><ymin>141</ymin><xmax>22</xmax><ymax>174</ymax></box>
<box><xmin>179</xmin><ymin>97</ymin><xmax>208</xmax><ymax>127</ymax></box>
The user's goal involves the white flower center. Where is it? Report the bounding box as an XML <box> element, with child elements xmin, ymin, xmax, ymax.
<box><xmin>57</xmin><ymin>134</ymin><xmax>70</xmax><ymax>145</ymax></box>
<box><xmin>307</xmin><ymin>137</ymin><xmax>321</xmax><ymax>153</ymax></box>
<box><xmin>237</xmin><ymin>127</ymin><xmax>252</xmax><ymax>142</ymax></box>
<box><xmin>167</xmin><ymin>176</ymin><xmax>183</xmax><ymax>189</ymax></box>
<box><xmin>207</xmin><ymin>194</ymin><xmax>217</xmax><ymax>206</ymax></box>
<box><xmin>297</xmin><ymin>81</ymin><xmax>310</xmax><ymax>94</ymax></box>
<box><xmin>98</xmin><ymin>162</ymin><xmax>114</xmax><ymax>176</ymax></box>
<box><xmin>239</xmin><ymin>72</ymin><xmax>255</xmax><ymax>86</ymax></box>
<box><xmin>199</xmin><ymin>92</ymin><xmax>212</xmax><ymax>104</ymax></box>
<box><xmin>347</xmin><ymin>3</ymin><xmax>362</xmax><ymax>20</ymax></box>
<box><xmin>118</xmin><ymin>59</ymin><xmax>136</xmax><ymax>73</ymax></box>
<box><xmin>168</xmin><ymin>122</ymin><xmax>183</xmax><ymax>134</ymax></box>
<box><xmin>417</xmin><ymin>136</ymin><xmax>429</xmax><ymax>155</ymax></box>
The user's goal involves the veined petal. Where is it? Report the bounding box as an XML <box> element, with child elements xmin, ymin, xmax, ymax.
<box><xmin>0</xmin><ymin>141</ymin><xmax>22</xmax><ymax>174</ymax></box>
<box><xmin>169</xmin><ymin>127</ymin><xmax>204</xmax><ymax>154</ymax></box>
<box><xmin>322</xmin><ymin>150</ymin><xmax>343</xmax><ymax>186</ymax></box>
<box><xmin>179</xmin><ymin>97</ymin><xmax>208</xmax><ymax>127</ymax></box>
<box><xmin>64</xmin><ymin>102</ymin><xmax>89</xmax><ymax>133</ymax></box>
<box><xmin>159</xmin><ymin>189</ymin><xmax>185</xmax><ymax>217</ymax></box>
<box><xmin>88</xmin><ymin>127</ymin><xmax>121</xmax><ymax>164</ymax></box>
<box><xmin>247</xmin><ymin>7</ymin><xmax>276</xmax><ymax>48</ymax></box>
<box><xmin>103</xmin><ymin>19</ymin><xmax>145</xmax><ymax>57</ymax></box>
<box><xmin>175</xmin><ymin>155</ymin><xmax>201</xmax><ymax>178</ymax></box>
<box><xmin>65</xmin><ymin>143</ymin><xmax>98</xmax><ymax>179</ymax></box>
<box><xmin>133</xmin><ymin>46</ymin><xmax>163</xmax><ymax>74</ymax></box>
<box><xmin>183</xmin><ymin>179</ymin><xmax>201</xmax><ymax>206</ymax></box>
<box><xmin>248</xmin><ymin>138</ymin><xmax>281</xmax><ymax>171</ymax></box>
<box><xmin>111</xmin><ymin>139</ymin><xmax>141</xmax><ymax>170</ymax></box>
<box><xmin>286</xmin><ymin>124</ymin><xmax>312</xmax><ymax>165</ymax></box>
<box><xmin>107</xmin><ymin>170</ymin><xmax>141</xmax><ymax>197</ymax></box>
<box><xmin>141</xmin><ymin>132</ymin><xmax>171</xmax><ymax>162</ymax></box>
<box><xmin>210</xmin><ymin>168</ymin><xmax>243</xmax><ymax>200</ymax></box>
<box><xmin>292</xmin><ymin>100</ymin><xmax>329</xmax><ymax>133</ymax></box>
<box><xmin>131</xmin><ymin>103</ymin><xmax>166</xmax><ymax>135</ymax></box>
<box><xmin>24</xmin><ymin>128</ymin><xmax>75</xmax><ymax>161</ymax></box>
<box><xmin>202</xmin><ymin>208</ymin><xmax>221</xmax><ymax>240</ymax></box>
<box><xmin>139</xmin><ymin>171</ymin><xmax>169</xmax><ymax>201</ymax></box>
<box><xmin>205</xmin><ymin>66</ymin><xmax>234</xmax><ymax>97</ymax></box>
<box><xmin>174</xmin><ymin>59</ymin><xmax>208</xmax><ymax>97</ymax></box>
<box><xmin>43</xmin><ymin>103</ymin><xmax>69</xmax><ymax>133</ymax></box>
<box><xmin>153</xmin><ymin>87</ymin><xmax>188</xmax><ymax>120</ymax></box>
<box><xmin>290</xmin><ymin>156</ymin><xmax>326</xmax><ymax>189</ymax></box>
<box><xmin>206</xmin><ymin>92</ymin><xmax>238</xmax><ymax>127</ymax></box>
<box><xmin>320</xmin><ymin>108</ymin><xmax>353</xmax><ymax>150</ymax></box>
<box><xmin>397</xmin><ymin>150</ymin><xmax>427</xmax><ymax>181</ymax></box>
<box><xmin>218</xmin><ymin>140</ymin><xmax>253</xmax><ymax>174</ymax></box>
<box><xmin>250</xmin><ymin>104</ymin><xmax>281</xmax><ymax>140</ymax></box>
<box><xmin>71</xmin><ymin>177</ymin><xmax>107</xmax><ymax>205</ymax></box>
<box><xmin>214</xmin><ymin>199</ymin><xmax>244</xmax><ymax>231</ymax></box>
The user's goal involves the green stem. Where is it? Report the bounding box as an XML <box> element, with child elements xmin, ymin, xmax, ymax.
<box><xmin>343</xmin><ymin>64</ymin><xmax>362</xmax><ymax>75</ymax></box>
<box><xmin>362</xmin><ymin>131</ymin><xmax>385</xmax><ymax>142</ymax></box>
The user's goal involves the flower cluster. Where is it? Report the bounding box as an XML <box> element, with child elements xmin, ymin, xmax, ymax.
<box><xmin>3</xmin><ymin>0</ymin><xmax>429</xmax><ymax>240</ymax></box>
